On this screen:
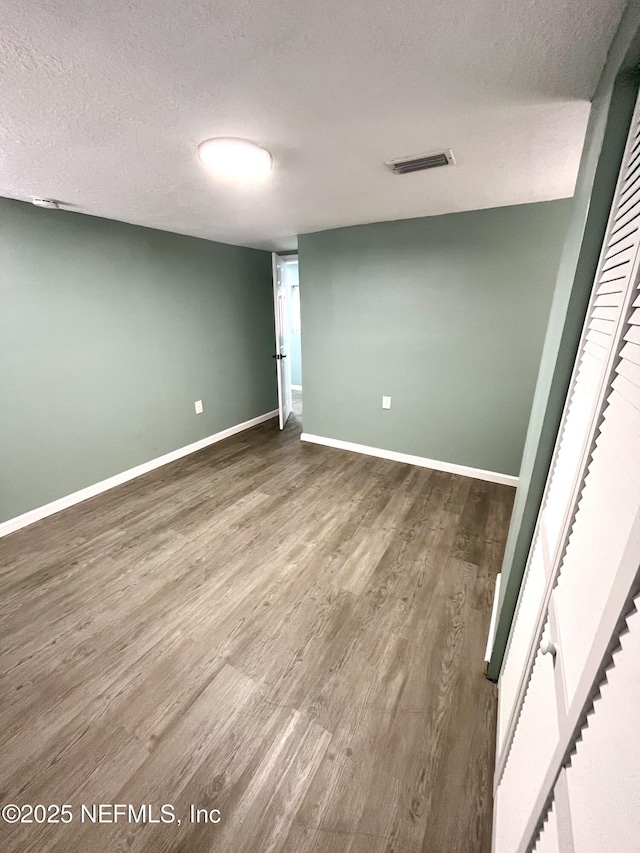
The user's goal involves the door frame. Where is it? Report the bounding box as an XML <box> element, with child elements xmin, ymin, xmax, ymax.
<box><xmin>272</xmin><ymin>253</ymin><xmax>293</xmax><ymax>429</ymax></box>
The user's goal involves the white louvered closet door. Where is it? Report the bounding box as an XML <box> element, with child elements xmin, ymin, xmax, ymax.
<box><xmin>493</xmin><ymin>88</ymin><xmax>640</xmax><ymax>853</ymax></box>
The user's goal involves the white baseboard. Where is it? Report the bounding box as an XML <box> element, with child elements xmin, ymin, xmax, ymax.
<box><xmin>0</xmin><ymin>410</ymin><xmax>278</xmax><ymax>539</ymax></box>
<box><xmin>291</xmin><ymin>384</ymin><xmax>302</xmax><ymax>391</ymax></box>
<box><xmin>485</xmin><ymin>573</ymin><xmax>502</xmax><ymax>663</ymax></box>
<box><xmin>300</xmin><ymin>433</ymin><xmax>519</xmax><ymax>488</ymax></box>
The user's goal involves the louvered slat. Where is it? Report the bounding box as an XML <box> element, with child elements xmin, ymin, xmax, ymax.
<box><xmin>604</xmin><ymin>224</ymin><xmax>638</xmax><ymax>257</ymax></box>
<box><xmin>611</xmin><ymin>201</ymin><xmax>640</xmax><ymax>234</ymax></box>
<box><xmin>603</xmin><ymin>241</ymin><xmax>635</xmax><ymax>265</ymax></box>
<box><xmin>588</xmin><ymin>317</ymin><xmax>615</xmax><ymax>334</ymax></box>
<box><xmin>593</xmin><ymin>292</ymin><xmax>623</xmax><ymax>307</ymax></box>
<box><xmin>626</xmin><ymin>323</ymin><xmax>640</xmax><ymax>345</ymax></box>
<box><xmin>616</xmin><ymin>354</ymin><xmax>640</xmax><ymax>388</ymax></box>
<box><xmin>585</xmin><ymin>328</ymin><xmax>612</xmax><ymax>349</ymax></box>
<box><xmin>591</xmin><ymin>305</ymin><xmax>620</xmax><ymax>320</ymax></box>
<box><xmin>596</xmin><ymin>277</ymin><xmax>625</xmax><ymax>294</ymax></box>
<box><xmin>612</xmin><ymin>373</ymin><xmax>640</xmax><ymax>411</ymax></box>
<box><xmin>614</xmin><ymin>183</ymin><xmax>640</xmax><ymax>220</ymax></box>
<box><xmin>532</xmin><ymin>800</ymin><xmax>560</xmax><ymax>853</ymax></box>
<box><xmin>620</xmin><ymin>340</ymin><xmax>640</xmax><ymax>365</ymax></box>
<box><xmin>619</xmin><ymin>168</ymin><xmax>640</xmax><ymax>202</ymax></box>
<box><xmin>583</xmin><ymin>340</ymin><xmax>606</xmax><ymax>360</ymax></box>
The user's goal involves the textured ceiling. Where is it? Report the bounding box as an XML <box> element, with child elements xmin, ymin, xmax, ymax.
<box><xmin>0</xmin><ymin>0</ymin><xmax>627</xmax><ymax>250</ymax></box>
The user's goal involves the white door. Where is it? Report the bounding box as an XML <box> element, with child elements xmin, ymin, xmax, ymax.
<box><xmin>492</xmin><ymin>88</ymin><xmax>640</xmax><ymax>853</ymax></box>
<box><xmin>272</xmin><ymin>253</ymin><xmax>292</xmax><ymax>429</ymax></box>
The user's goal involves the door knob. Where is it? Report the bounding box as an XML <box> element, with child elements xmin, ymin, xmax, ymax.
<box><xmin>540</xmin><ymin>637</ymin><xmax>556</xmax><ymax>657</ymax></box>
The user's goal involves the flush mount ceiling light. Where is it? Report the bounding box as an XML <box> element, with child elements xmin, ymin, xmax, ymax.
<box><xmin>198</xmin><ymin>137</ymin><xmax>273</xmax><ymax>181</ymax></box>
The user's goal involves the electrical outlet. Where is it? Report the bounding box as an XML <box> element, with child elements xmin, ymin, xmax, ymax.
<box><xmin>382</xmin><ymin>396</ymin><xmax>391</xmax><ymax>410</ymax></box>
<box><xmin>194</xmin><ymin>400</ymin><xmax>203</xmax><ymax>414</ymax></box>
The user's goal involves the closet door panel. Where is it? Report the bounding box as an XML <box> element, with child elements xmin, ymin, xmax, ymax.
<box><xmin>564</xmin><ymin>599</ymin><xmax>640</xmax><ymax>853</ymax></box>
<box><xmin>554</xmin><ymin>323</ymin><xmax>640</xmax><ymax>704</ymax></box>
<box><xmin>554</xmin><ymin>450</ymin><xmax>640</xmax><ymax>702</ymax></box>
<box><xmin>494</xmin><ymin>647</ymin><xmax>559</xmax><ymax>853</ymax></box>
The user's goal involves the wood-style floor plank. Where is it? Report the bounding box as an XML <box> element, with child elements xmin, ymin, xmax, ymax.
<box><xmin>0</xmin><ymin>392</ymin><xmax>513</xmax><ymax>852</ymax></box>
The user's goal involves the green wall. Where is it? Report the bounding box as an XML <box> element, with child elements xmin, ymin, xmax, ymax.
<box><xmin>487</xmin><ymin>0</ymin><xmax>640</xmax><ymax>680</ymax></box>
<box><xmin>0</xmin><ymin>197</ymin><xmax>276</xmax><ymax>524</ymax></box>
<box><xmin>298</xmin><ymin>201</ymin><xmax>570</xmax><ymax>478</ymax></box>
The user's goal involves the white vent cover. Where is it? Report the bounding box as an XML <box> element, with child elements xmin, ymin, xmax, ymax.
<box><xmin>385</xmin><ymin>149</ymin><xmax>455</xmax><ymax>175</ymax></box>
<box><xmin>32</xmin><ymin>198</ymin><xmax>60</xmax><ymax>209</ymax></box>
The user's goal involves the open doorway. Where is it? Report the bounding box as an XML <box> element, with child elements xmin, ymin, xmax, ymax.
<box><xmin>272</xmin><ymin>253</ymin><xmax>302</xmax><ymax>429</ymax></box>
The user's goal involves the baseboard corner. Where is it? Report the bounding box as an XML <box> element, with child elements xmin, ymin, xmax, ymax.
<box><xmin>300</xmin><ymin>433</ymin><xmax>518</xmax><ymax>487</ymax></box>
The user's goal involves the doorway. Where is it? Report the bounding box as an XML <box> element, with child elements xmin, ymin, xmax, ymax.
<box><xmin>272</xmin><ymin>253</ymin><xmax>302</xmax><ymax>429</ymax></box>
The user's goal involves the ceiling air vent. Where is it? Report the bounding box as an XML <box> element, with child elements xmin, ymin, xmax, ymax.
<box><xmin>386</xmin><ymin>149</ymin><xmax>455</xmax><ymax>175</ymax></box>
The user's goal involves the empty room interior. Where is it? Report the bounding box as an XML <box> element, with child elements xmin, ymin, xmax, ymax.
<box><xmin>2</xmin><ymin>1</ymin><xmax>640</xmax><ymax>851</ymax></box>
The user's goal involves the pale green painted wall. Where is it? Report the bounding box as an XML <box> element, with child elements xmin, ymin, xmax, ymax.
<box><xmin>487</xmin><ymin>1</ymin><xmax>640</xmax><ymax>679</ymax></box>
<box><xmin>299</xmin><ymin>200</ymin><xmax>570</xmax><ymax>477</ymax></box>
<box><xmin>0</xmin><ymin>197</ymin><xmax>276</xmax><ymax>524</ymax></box>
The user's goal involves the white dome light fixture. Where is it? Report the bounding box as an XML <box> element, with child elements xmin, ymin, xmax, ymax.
<box><xmin>198</xmin><ymin>137</ymin><xmax>273</xmax><ymax>182</ymax></box>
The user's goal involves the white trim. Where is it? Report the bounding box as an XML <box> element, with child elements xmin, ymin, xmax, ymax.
<box><xmin>300</xmin><ymin>433</ymin><xmax>519</xmax><ymax>487</ymax></box>
<box><xmin>272</xmin><ymin>252</ymin><xmax>284</xmax><ymax>430</ymax></box>
<box><xmin>485</xmin><ymin>573</ymin><xmax>502</xmax><ymax>663</ymax></box>
<box><xmin>0</xmin><ymin>410</ymin><xmax>278</xmax><ymax>539</ymax></box>
<box><xmin>291</xmin><ymin>384</ymin><xmax>302</xmax><ymax>391</ymax></box>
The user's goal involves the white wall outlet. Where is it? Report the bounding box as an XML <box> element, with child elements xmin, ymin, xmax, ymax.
<box><xmin>382</xmin><ymin>396</ymin><xmax>391</xmax><ymax>410</ymax></box>
<box><xmin>194</xmin><ymin>400</ymin><xmax>204</xmax><ymax>414</ymax></box>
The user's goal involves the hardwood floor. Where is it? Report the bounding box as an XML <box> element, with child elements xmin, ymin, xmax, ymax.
<box><xmin>0</xmin><ymin>394</ymin><xmax>514</xmax><ymax>852</ymax></box>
